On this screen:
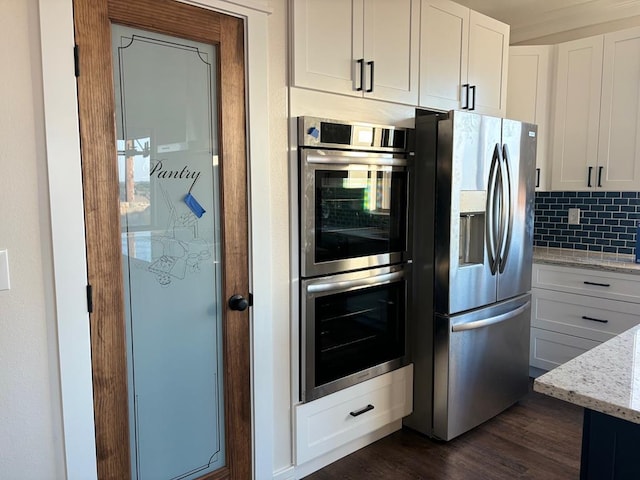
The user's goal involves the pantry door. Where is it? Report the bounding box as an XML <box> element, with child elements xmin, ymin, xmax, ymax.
<box><xmin>73</xmin><ymin>0</ymin><xmax>251</xmax><ymax>479</ymax></box>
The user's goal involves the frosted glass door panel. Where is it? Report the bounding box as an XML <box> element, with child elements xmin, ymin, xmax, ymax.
<box><xmin>112</xmin><ymin>24</ymin><xmax>224</xmax><ymax>480</ymax></box>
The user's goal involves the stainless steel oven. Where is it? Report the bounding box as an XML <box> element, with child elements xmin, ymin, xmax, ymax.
<box><xmin>300</xmin><ymin>264</ymin><xmax>411</xmax><ymax>402</ymax></box>
<box><xmin>299</xmin><ymin>117</ymin><xmax>412</xmax><ymax>278</ymax></box>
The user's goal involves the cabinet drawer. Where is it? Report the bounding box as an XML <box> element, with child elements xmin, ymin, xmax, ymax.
<box><xmin>295</xmin><ymin>364</ymin><xmax>413</xmax><ymax>465</ymax></box>
<box><xmin>533</xmin><ymin>264</ymin><xmax>640</xmax><ymax>304</ymax></box>
<box><xmin>532</xmin><ymin>288</ymin><xmax>640</xmax><ymax>342</ymax></box>
<box><xmin>530</xmin><ymin>327</ymin><xmax>600</xmax><ymax>371</ymax></box>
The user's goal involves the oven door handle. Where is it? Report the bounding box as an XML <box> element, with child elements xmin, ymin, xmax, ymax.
<box><xmin>306</xmin><ymin>270</ymin><xmax>405</xmax><ymax>294</ymax></box>
<box><xmin>305</xmin><ymin>154</ymin><xmax>407</xmax><ymax>167</ymax></box>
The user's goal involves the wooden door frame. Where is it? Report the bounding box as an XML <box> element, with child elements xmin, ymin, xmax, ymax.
<box><xmin>73</xmin><ymin>0</ymin><xmax>251</xmax><ymax>478</ymax></box>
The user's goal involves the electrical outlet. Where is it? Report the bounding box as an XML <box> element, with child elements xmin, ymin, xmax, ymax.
<box><xmin>568</xmin><ymin>208</ymin><xmax>581</xmax><ymax>225</ymax></box>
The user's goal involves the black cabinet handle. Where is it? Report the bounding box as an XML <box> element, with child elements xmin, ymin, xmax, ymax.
<box><xmin>584</xmin><ymin>281</ymin><xmax>610</xmax><ymax>287</ymax></box>
<box><xmin>350</xmin><ymin>404</ymin><xmax>374</xmax><ymax>417</ymax></box>
<box><xmin>366</xmin><ymin>61</ymin><xmax>374</xmax><ymax>93</ymax></box>
<box><xmin>598</xmin><ymin>166</ymin><xmax>604</xmax><ymax>187</ymax></box>
<box><xmin>587</xmin><ymin>166</ymin><xmax>593</xmax><ymax>187</ymax></box>
<box><xmin>582</xmin><ymin>315</ymin><xmax>609</xmax><ymax>324</ymax></box>
<box><xmin>470</xmin><ymin>85</ymin><xmax>476</xmax><ymax>110</ymax></box>
<box><xmin>536</xmin><ymin>168</ymin><xmax>541</xmax><ymax>188</ymax></box>
<box><xmin>356</xmin><ymin>58</ymin><xmax>365</xmax><ymax>91</ymax></box>
<box><xmin>462</xmin><ymin>84</ymin><xmax>470</xmax><ymax>109</ymax></box>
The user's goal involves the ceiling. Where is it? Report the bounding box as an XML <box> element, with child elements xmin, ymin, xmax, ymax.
<box><xmin>455</xmin><ymin>0</ymin><xmax>640</xmax><ymax>43</ymax></box>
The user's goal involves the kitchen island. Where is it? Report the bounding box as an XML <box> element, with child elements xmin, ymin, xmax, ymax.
<box><xmin>534</xmin><ymin>324</ymin><xmax>640</xmax><ymax>479</ymax></box>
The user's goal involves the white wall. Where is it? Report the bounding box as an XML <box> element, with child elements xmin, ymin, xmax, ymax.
<box><xmin>0</xmin><ymin>0</ymin><xmax>65</xmax><ymax>478</ymax></box>
<box><xmin>266</xmin><ymin>0</ymin><xmax>294</xmax><ymax>474</ymax></box>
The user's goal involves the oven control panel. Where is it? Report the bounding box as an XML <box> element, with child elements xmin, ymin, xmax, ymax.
<box><xmin>299</xmin><ymin>116</ymin><xmax>408</xmax><ymax>152</ymax></box>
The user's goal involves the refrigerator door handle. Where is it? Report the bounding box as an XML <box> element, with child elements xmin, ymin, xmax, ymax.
<box><xmin>498</xmin><ymin>144</ymin><xmax>514</xmax><ymax>273</ymax></box>
<box><xmin>451</xmin><ymin>301</ymin><xmax>531</xmax><ymax>332</ymax></box>
<box><xmin>485</xmin><ymin>144</ymin><xmax>501</xmax><ymax>275</ymax></box>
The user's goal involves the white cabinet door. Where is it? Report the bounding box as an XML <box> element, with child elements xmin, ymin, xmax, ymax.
<box><xmin>419</xmin><ymin>0</ymin><xmax>469</xmax><ymax>111</ymax></box>
<box><xmin>419</xmin><ymin>0</ymin><xmax>509</xmax><ymax>116</ymax></box>
<box><xmin>292</xmin><ymin>0</ymin><xmax>419</xmax><ymax>104</ymax></box>
<box><xmin>507</xmin><ymin>46</ymin><xmax>554</xmax><ymax>191</ymax></box>
<box><xmin>291</xmin><ymin>0</ymin><xmax>364</xmax><ymax>97</ymax></box>
<box><xmin>551</xmin><ymin>36</ymin><xmax>604</xmax><ymax>191</ymax></box>
<box><xmin>295</xmin><ymin>365</ymin><xmax>413</xmax><ymax>465</ymax></box>
<box><xmin>530</xmin><ymin>327</ymin><xmax>599</xmax><ymax>371</ymax></box>
<box><xmin>363</xmin><ymin>0</ymin><xmax>420</xmax><ymax>104</ymax></box>
<box><xmin>467</xmin><ymin>10</ymin><xmax>509</xmax><ymax>117</ymax></box>
<box><xmin>597</xmin><ymin>26</ymin><xmax>640</xmax><ymax>191</ymax></box>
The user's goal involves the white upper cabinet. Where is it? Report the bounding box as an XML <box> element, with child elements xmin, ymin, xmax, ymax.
<box><xmin>418</xmin><ymin>0</ymin><xmax>469</xmax><ymax>111</ymax></box>
<box><xmin>597</xmin><ymin>26</ymin><xmax>640</xmax><ymax>191</ymax></box>
<box><xmin>507</xmin><ymin>46</ymin><xmax>554</xmax><ymax>191</ymax></box>
<box><xmin>551</xmin><ymin>36</ymin><xmax>604</xmax><ymax>191</ymax></box>
<box><xmin>467</xmin><ymin>11</ymin><xmax>510</xmax><ymax>116</ymax></box>
<box><xmin>419</xmin><ymin>0</ymin><xmax>509</xmax><ymax>117</ymax></box>
<box><xmin>552</xmin><ymin>26</ymin><xmax>640</xmax><ymax>191</ymax></box>
<box><xmin>291</xmin><ymin>0</ymin><xmax>420</xmax><ymax>105</ymax></box>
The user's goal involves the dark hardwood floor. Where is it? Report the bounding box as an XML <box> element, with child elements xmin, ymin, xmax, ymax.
<box><xmin>304</xmin><ymin>381</ymin><xmax>583</xmax><ymax>479</ymax></box>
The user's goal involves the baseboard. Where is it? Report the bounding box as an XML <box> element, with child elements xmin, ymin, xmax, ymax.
<box><xmin>272</xmin><ymin>465</ymin><xmax>296</xmax><ymax>480</ymax></box>
<box><xmin>293</xmin><ymin>420</ymin><xmax>402</xmax><ymax>479</ymax></box>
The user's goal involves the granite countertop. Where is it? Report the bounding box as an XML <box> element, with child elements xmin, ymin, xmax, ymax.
<box><xmin>533</xmin><ymin>246</ymin><xmax>640</xmax><ymax>275</ymax></box>
<box><xmin>534</xmin><ymin>324</ymin><xmax>640</xmax><ymax>424</ymax></box>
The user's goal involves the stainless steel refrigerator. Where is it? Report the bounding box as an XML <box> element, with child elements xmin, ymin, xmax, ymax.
<box><xmin>404</xmin><ymin>110</ymin><xmax>536</xmax><ymax>441</ymax></box>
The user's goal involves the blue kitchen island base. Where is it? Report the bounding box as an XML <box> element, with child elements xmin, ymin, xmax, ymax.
<box><xmin>581</xmin><ymin>408</ymin><xmax>640</xmax><ymax>480</ymax></box>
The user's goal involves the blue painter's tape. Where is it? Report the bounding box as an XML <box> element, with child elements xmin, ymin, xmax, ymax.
<box><xmin>308</xmin><ymin>127</ymin><xmax>319</xmax><ymax>139</ymax></box>
<box><xmin>184</xmin><ymin>193</ymin><xmax>206</xmax><ymax>218</ymax></box>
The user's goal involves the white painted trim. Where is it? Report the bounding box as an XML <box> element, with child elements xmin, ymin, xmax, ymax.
<box><xmin>39</xmin><ymin>0</ymin><xmax>273</xmax><ymax>478</ymax></box>
<box><xmin>38</xmin><ymin>1</ymin><xmax>97</xmax><ymax>478</ymax></box>
<box><xmin>272</xmin><ymin>466</ymin><xmax>296</xmax><ymax>480</ymax></box>
<box><xmin>293</xmin><ymin>420</ymin><xmax>402</xmax><ymax>479</ymax></box>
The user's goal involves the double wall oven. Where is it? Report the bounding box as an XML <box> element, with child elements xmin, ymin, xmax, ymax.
<box><xmin>298</xmin><ymin>117</ymin><xmax>412</xmax><ymax>402</ymax></box>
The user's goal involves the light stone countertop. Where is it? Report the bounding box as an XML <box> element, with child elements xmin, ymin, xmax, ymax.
<box><xmin>534</xmin><ymin>324</ymin><xmax>640</xmax><ymax>424</ymax></box>
<box><xmin>533</xmin><ymin>246</ymin><xmax>640</xmax><ymax>275</ymax></box>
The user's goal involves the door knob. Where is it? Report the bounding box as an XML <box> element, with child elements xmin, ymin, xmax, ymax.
<box><xmin>228</xmin><ymin>294</ymin><xmax>249</xmax><ymax>311</ymax></box>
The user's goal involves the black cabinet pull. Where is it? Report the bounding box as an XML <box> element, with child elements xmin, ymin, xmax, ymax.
<box><xmin>587</xmin><ymin>166</ymin><xmax>593</xmax><ymax>187</ymax></box>
<box><xmin>582</xmin><ymin>315</ymin><xmax>609</xmax><ymax>324</ymax></box>
<box><xmin>350</xmin><ymin>404</ymin><xmax>374</xmax><ymax>417</ymax></box>
<box><xmin>366</xmin><ymin>61</ymin><xmax>374</xmax><ymax>93</ymax></box>
<box><xmin>462</xmin><ymin>84</ymin><xmax>470</xmax><ymax>109</ymax></box>
<box><xmin>584</xmin><ymin>281</ymin><xmax>611</xmax><ymax>287</ymax></box>
<box><xmin>536</xmin><ymin>168</ymin><xmax>541</xmax><ymax>188</ymax></box>
<box><xmin>598</xmin><ymin>166</ymin><xmax>604</xmax><ymax>187</ymax></box>
<box><xmin>356</xmin><ymin>58</ymin><xmax>365</xmax><ymax>91</ymax></box>
<box><xmin>470</xmin><ymin>85</ymin><xmax>476</xmax><ymax>110</ymax></box>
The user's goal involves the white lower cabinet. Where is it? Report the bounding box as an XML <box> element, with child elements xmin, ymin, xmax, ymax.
<box><xmin>530</xmin><ymin>327</ymin><xmax>599</xmax><ymax>371</ymax></box>
<box><xmin>295</xmin><ymin>364</ymin><xmax>413</xmax><ymax>466</ymax></box>
<box><xmin>530</xmin><ymin>263</ymin><xmax>640</xmax><ymax>371</ymax></box>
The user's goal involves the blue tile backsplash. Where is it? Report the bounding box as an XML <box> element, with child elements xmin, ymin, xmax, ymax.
<box><xmin>534</xmin><ymin>191</ymin><xmax>640</xmax><ymax>254</ymax></box>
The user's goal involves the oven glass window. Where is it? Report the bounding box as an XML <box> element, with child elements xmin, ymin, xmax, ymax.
<box><xmin>315</xmin><ymin>168</ymin><xmax>407</xmax><ymax>263</ymax></box>
<box><xmin>314</xmin><ymin>281</ymin><xmax>405</xmax><ymax>387</ymax></box>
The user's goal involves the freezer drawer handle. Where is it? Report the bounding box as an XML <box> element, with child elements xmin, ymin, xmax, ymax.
<box><xmin>583</xmin><ymin>281</ymin><xmax>610</xmax><ymax>287</ymax></box>
<box><xmin>582</xmin><ymin>315</ymin><xmax>609</xmax><ymax>324</ymax></box>
<box><xmin>451</xmin><ymin>301</ymin><xmax>530</xmax><ymax>332</ymax></box>
<box><xmin>350</xmin><ymin>404</ymin><xmax>374</xmax><ymax>417</ymax></box>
